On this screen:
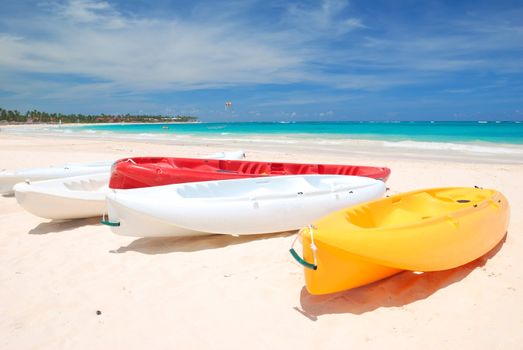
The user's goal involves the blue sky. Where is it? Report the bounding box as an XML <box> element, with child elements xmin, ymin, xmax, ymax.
<box><xmin>0</xmin><ymin>0</ymin><xmax>522</xmax><ymax>121</ymax></box>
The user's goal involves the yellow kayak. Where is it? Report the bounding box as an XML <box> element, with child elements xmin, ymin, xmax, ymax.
<box><xmin>290</xmin><ymin>187</ymin><xmax>510</xmax><ymax>295</ymax></box>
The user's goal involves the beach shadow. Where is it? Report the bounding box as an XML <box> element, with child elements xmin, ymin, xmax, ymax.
<box><xmin>28</xmin><ymin>217</ymin><xmax>101</xmax><ymax>235</ymax></box>
<box><xmin>112</xmin><ymin>230</ymin><xmax>296</xmax><ymax>254</ymax></box>
<box><xmin>2</xmin><ymin>193</ymin><xmax>15</xmax><ymax>198</ymax></box>
<box><xmin>296</xmin><ymin>234</ymin><xmax>507</xmax><ymax>319</ymax></box>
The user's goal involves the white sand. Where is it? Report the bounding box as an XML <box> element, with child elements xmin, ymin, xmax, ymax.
<box><xmin>1</xmin><ymin>133</ymin><xmax>522</xmax><ymax>349</ymax></box>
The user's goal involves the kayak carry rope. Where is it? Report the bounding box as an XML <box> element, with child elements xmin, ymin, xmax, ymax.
<box><xmin>289</xmin><ymin>225</ymin><xmax>318</xmax><ymax>270</ymax></box>
<box><xmin>100</xmin><ymin>212</ymin><xmax>120</xmax><ymax>227</ymax></box>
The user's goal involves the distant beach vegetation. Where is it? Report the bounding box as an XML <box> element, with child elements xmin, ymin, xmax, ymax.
<box><xmin>0</xmin><ymin>107</ymin><xmax>198</xmax><ymax>124</ymax></box>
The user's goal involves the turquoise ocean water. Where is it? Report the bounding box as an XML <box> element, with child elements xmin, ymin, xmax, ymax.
<box><xmin>70</xmin><ymin>121</ymin><xmax>523</xmax><ymax>144</ymax></box>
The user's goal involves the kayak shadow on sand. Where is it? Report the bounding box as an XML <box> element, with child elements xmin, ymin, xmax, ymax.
<box><xmin>295</xmin><ymin>234</ymin><xmax>507</xmax><ymax>319</ymax></box>
<box><xmin>28</xmin><ymin>217</ymin><xmax>101</xmax><ymax>235</ymax></box>
<box><xmin>111</xmin><ymin>230</ymin><xmax>296</xmax><ymax>254</ymax></box>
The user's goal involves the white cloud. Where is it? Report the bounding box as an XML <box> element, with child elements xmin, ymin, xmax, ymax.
<box><xmin>58</xmin><ymin>0</ymin><xmax>113</xmax><ymax>23</ymax></box>
<box><xmin>0</xmin><ymin>0</ymin><xmax>306</xmax><ymax>95</ymax></box>
<box><xmin>285</xmin><ymin>0</ymin><xmax>364</xmax><ymax>37</ymax></box>
<box><xmin>351</xmin><ymin>14</ymin><xmax>523</xmax><ymax>74</ymax></box>
<box><xmin>319</xmin><ymin>110</ymin><xmax>334</xmax><ymax>117</ymax></box>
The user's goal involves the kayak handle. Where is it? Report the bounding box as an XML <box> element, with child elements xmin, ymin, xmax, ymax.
<box><xmin>100</xmin><ymin>219</ymin><xmax>120</xmax><ymax>227</ymax></box>
<box><xmin>101</xmin><ymin>213</ymin><xmax>120</xmax><ymax>227</ymax></box>
<box><xmin>289</xmin><ymin>225</ymin><xmax>318</xmax><ymax>270</ymax></box>
<box><xmin>289</xmin><ymin>248</ymin><xmax>317</xmax><ymax>270</ymax></box>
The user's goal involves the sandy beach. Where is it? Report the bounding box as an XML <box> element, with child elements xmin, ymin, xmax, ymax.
<box><xmin>1</xmin><ymin>132</ymin><xmax>522</xmax><ymax>349</ymax></box>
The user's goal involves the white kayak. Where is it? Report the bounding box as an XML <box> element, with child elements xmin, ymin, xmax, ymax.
<box><xmin>0</xmin><ymin>161</ymin><xmax>112</xmax><ymax>195</ymax></box>
<box><xmin>206</xmin><ymin>150</ymin><xmax>246</xmax><ymax>160</ymax></box>
<box><xmin>14</xmin><ymin>173</ymin><xmax>109</xmax><ymax>220</ymax></box>
<box><xmin>103</xmin><ymin>175</ymin><xmax>386</xmax><ymax>237</ymax></box>
<box><xmin>12</xmin><ymin>151</ymin><xmax>246</xmax><ymax>220</ymax></box>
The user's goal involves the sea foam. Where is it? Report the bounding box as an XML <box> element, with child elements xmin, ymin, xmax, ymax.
<box><xmin>383</xmin><ymin>140</ymin><xmax>523</xmax><ymax>155</ymax></box>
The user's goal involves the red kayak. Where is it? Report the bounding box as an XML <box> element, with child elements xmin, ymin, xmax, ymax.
<box><xmin>109</xmin><ymin>157</ymin><xmax>390</xmax><ymax>189</ymax></box>
<box><xmin>109</xmin><ymin>157</ymin><xmax>391</xmax><ymax>189</ymax></box>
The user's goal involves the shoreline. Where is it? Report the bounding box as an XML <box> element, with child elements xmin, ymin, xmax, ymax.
<box><xmin>0</xmin><ymin>121</ymin><xmax>201</xmax><ymax>128</ymax></box>
<box><xmin>2</xmin><ymin>125</ymin><xmax>523</xmax><ymax>165</ymax></box>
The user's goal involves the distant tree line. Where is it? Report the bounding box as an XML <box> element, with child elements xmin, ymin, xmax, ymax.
<box><xmin>0</xmin><ymin>107</ymin><xmax>198</xmax><ymax>124</ymax></box>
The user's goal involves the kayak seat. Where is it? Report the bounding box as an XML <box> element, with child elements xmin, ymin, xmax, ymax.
<box><xmin>193</xmin><ymin>164</ymin><xmax>219</xmax><ymax>172</ymax></box>
<box><xmin>432</xmin><ymin>188</ymin><xmax>489</xmax><ymax>204</ymax></box>
<box><xmin>270</xmin><ymin>163</ymin><xmax>285</xmax><ymax>173</ymax></box>
<box><xmin>346</xmin><ymin>192</ymin><xmax>471</xmax><ymax>229</ymax></box>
